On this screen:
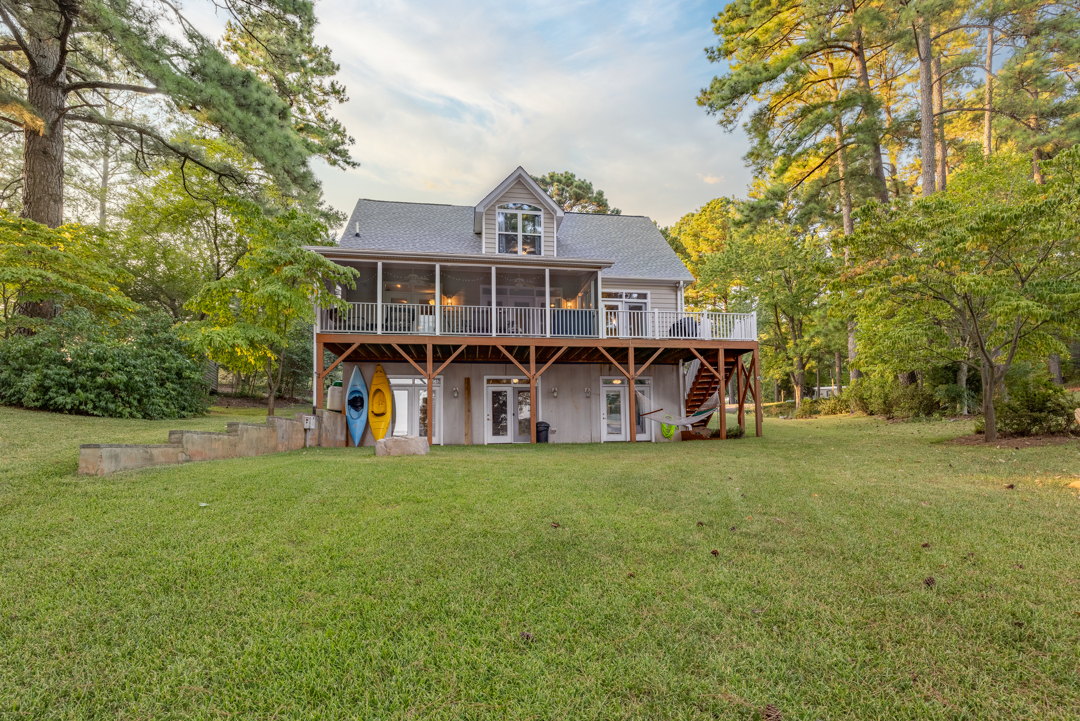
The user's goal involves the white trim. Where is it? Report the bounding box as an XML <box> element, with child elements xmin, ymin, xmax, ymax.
<box><xmin>600</xmin><ymin>375</ymin><xmax>652</xmax><ymax>442</ymax></box>
<box><xmin>376</xmin><ymin>261</ymin><xmax>382</xmax><ymax>334</ymax></box>
<box><xmin>495</xmin><ymin>205</ymin><xmax>544</xmax><ymax>257</ymax></box>
<box><xmin>482</xmin><ymin>376</ymin><xmax>542</xmax><ymax>445</ymax></box>
<box><xmin>386</xmin><ymin>374</ymin><xmax>444</xmax><ymax>446</ymax></box>
<box><xmin>473</xmin><ymin>167</ymin><xmax>564</xmax><ymax>233</ymax></box>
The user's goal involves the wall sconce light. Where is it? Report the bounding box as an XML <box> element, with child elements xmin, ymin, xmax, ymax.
<box><xmin>584</xmin><ymin>387</ymin><xmax>591</xmax><ymax>398</ymax></box>
<box><xmin>452</xmin><ymin>387</ymin><xmax>459</xmax><ymax>398</ymax></box>
<box><xmin>551</xmin><ymin>386</ymin><xmax>558</xmax><ymax>398</ymax></box>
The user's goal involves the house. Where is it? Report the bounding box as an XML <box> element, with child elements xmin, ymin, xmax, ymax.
<box><xmin>309</xmin><ymin>167</ymin><xmax>761</xmax><ymax>446</ymax></box>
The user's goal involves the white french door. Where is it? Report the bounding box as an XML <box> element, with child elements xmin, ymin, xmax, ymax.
<box><xmin>485</xmin><ymin>380</ymin><xmax>537</xmax><ymax>444</ymax></box>
<box><xmin>389</xmin><ymin>378</ymin><xmax>441</xmax><ymax>445</ymax></box>
<box><xmin>600</xmin><ymin>378</ymin><xmax>652</xmax><ymax>442</ymax></box>
<box><xmin>602</xmin><ymin>386</ymin><xmax>628</xmax><ymax>442</ymax></box>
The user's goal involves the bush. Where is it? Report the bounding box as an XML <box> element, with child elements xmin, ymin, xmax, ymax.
<box><xmin>846</xmin><ymin>376</ymin><xmax>943</xmax><ymax>419</ymax></box>
<box><xmin>795</xmin><ymin>398</ymin><xmax>817</xmax><ymax>418</ymax></box>
<box><xmin>0</xmin><ymin>309</ymin><xmax>209</xmax><ymax>419</ymax></box>
<box><xmin>980</xmin><ymin>380</ymin><xmax>1078</xmax><ymax>436</ymax></box>
<box><xmin>817</xmin><ymin>393</ymin><xmax>850</xmax><ymax>416</ymax></box>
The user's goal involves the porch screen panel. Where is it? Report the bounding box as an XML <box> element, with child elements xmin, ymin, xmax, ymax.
<box><xmin>343</xmin><ymin>263</ymin><xmax>378</xmax><ymax>303</ymax></box>
<box><xmin>382</xmin><ymin>264</ymin><xmax>436</xmax><ymax>333</ymax></box>
<box><xmin>549</xmin><ymin>269</ymin><xmax>598</xmax><ymax>337</ymax></box>
<box><xmin>440</xmin><ymin>267</ymin><xmax>491</xmax><ymax>334</ymax></box>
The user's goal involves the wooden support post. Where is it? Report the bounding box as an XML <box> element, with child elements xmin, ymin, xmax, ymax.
<box><xmin>753</xmin><ymin>346</ymin><xmax>763</xmax><ymax>437</ymax></box>
<box><xmin>628</xmin><ymin>346</ymin><xmax>637</xmax><ymax>442</ymax></box>
<box><xmin>737</xmin><ymin>354</ymin><xmax>746</xmax><ymax>433</ymax></box>
<box><xmin>529</xmin><ymin>345</ymin><xmax>537</xmax><ymax>444</ymax></box>
<box><xmin>719</xmin><ymin>348</ymin><xmax>726</xmax><ymax>440</ymax></box>
<box><xmin>426</xmin><ymin>344</ymin><xmax>434</xmax><ymax>447</ymax></box>
<box><xmin>463</xmin><ymin>377</ymin><xmax>472</xmax><ymax>446</ymax></box>
<box><xmin>315</xmin><ymin>339</ymin><xmax>325</xmax><ymax>410</ymax></box>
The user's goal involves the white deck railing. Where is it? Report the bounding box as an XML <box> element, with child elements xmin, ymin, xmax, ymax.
<box><xmin>319</xmin><ymin>303</ymin><xmax>757</xmax><ymax>341</ymax></box>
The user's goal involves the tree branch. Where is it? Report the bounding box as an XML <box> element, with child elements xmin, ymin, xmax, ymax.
<box><xmin>0</xmin><ymin>5</ymin><xmax>35</xmax><ymax>72</ymax></box>
<box><xmin>0</xmin><ymin>53</ymin><xmax>25</xmax><ymax>78</ymax></box>
<box><xmin>46</xmin><ymin>10</ymin><xmax>75</xmax><ymax>84</ymax></box>
<box><xmin>66</xmin><ymin>113</ymin><xmax>247</xmax><ymax>184</ymax></box>
<box><xmin>63</xmin><ymin>81</ymin><xmax>162</xmax><ymax>95</ymax></box>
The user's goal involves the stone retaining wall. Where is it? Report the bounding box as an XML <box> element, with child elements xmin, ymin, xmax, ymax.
<box><xmin>79</xmin><ymin>410</ymin><xmax>349</xmax><ymax>477</ymax></box>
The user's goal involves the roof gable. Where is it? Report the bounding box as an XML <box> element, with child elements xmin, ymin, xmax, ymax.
<box><xmin>473</xmin><ymin>167</ymin><xmax>563</xmax><ymax>233</ymax></box>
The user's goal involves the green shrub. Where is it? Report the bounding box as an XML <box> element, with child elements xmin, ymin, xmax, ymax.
<box><xmin>987</xmin><ymin>380</ymin><xmax>1077</xmax><ymax>436</ymax></box>
<box><xmin>817</xmin><ymin>393</ymin><xmax>850</xmax><ymax>415</ymax></box>
<box><xmin>795</xmin><ymin>398</ymin><xmax>817</xmax><ymax>418</ymax></box>
<box><xmin>847</xmin><ymin>376</ymin><xmax>943</xmax><ymax>419</ymax></box>
<box><xmin>0</xmin><ymin>309</ymin><xmax>209</xmax><ymax>419</ymax></box>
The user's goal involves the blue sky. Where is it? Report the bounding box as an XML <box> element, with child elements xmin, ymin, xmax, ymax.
<box><xmin>308</xmin><ymin>0</ymin><xmax>750</xmax><ymax>226</ymax></box>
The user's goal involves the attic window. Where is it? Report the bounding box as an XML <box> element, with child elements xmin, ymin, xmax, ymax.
<box><xmin>497</xmin><ymin>204</ymin><xmax>542</xmax><ymax>256</ymax></box>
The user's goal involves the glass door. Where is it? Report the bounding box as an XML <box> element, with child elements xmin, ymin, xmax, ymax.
<box><xmin>603</xmin><ymin>302</ymin><xmax>621</xmax><ymax>338</ymax></box>
<box><xmin>602</xmin><ymin>387</ymin><xmax>627</xmax><ymax>442</ymax></box>
<box><xmin>487</xmin><ymin>388</ymin><xmax>511</xmax><ymax>444</ymax></box>
<box><xmin>513</xmin><ymin>387</ymin><xmax>532</xmax><ymax>443</ymax></box>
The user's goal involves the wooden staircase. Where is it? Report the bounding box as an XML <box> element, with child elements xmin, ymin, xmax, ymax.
<box><xmin>684</xmin><ymin>359</ymin><xmax>730</xmax><ymax>430</ymax></box>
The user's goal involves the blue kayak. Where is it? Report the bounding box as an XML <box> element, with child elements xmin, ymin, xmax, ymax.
<box><xmin>345</xmin><ymin>366</ymin><xmax>368</xmax><ymax>447</ymax></box>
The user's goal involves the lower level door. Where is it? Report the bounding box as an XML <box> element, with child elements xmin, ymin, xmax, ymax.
<box><xmin>512</xmin><ymin>387</ymin><xmax>531</xmax><ymax>443</ymax></box>
<box><xmin>487</xmin><ymin>388</ymin><xmax>511</xmax><ymax>444</ymax></box>
<box><xmin>602</xmin><ymin>387</ymin><xmax>628</xmax><ymax>442</ymax></box>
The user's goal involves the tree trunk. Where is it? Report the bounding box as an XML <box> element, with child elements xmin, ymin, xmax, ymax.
<box><xmin>773</xmin><ymin>379</ymin><xmax>779</xmax><ymax>403</ymax></box>
<box><xmin>22</xmin><ymin>39</ymin><xmax>66</xmax><ymax>228</ymax></box>
<box><xmin>1033</xmin><ymin>147</ymin><xmax>1044</xmax><ymax>184</ymax></box>
<box><xmin>918</xmin><ymin>16</ymin><xmax>936</xmax><ymax>197</ymax></box>
<box><xmin>1049</xmin><ymin>353</ymin><xmax>1063</xmax><ymax>385</ymax></box>
<box><xmin>984</xmin><ymin>28</ymin><xmax>994</xmax><ymax>155</ymax></box>
<box><xmin>957</xmin><ymin>361</ymin><xmax>968</xmax><ymax>414</ymax></box>
<box><xmin>898</xmin><ymin>371</ymin><xmax>916</xmax><ymax>386</ymax></box>
<box><xmin>981</xmin><ymin>357</ymin><xmax>997</xmax><ymax>442</ymax></box>
<box><xmin>849</xmin><ymin>14</ymin><xmax>891</xmax><ymax>203</ymax></box>
<box><xmin>792</xmin><ymin>358</ymin><xmax>806</xmax><ymax>409</ymax></box>
<box><xmin>848</xmin><ymin>320</ymin><xmax>861</xmax><ymax>381</ymax></box>
<box><xmin>816</xmin><ymin>363</ymin><xmax>821</xmax><ymax>399</ymax></box>
<box><xmin>835</xmin><ymin>351</ymin><xmax>843</xmax><ymax>393</ymax></box>
<box><xmin>933</xmin><ymin>55</ymin><xmax>947</xmax><ymax>192</ymax></box>
<box><xmin>835</xmin><ymin>121</ymin><xmax>853</xmax><ymax>235</ymax></box>
<box><xmin>98</xmin><ymin>121</ymin><xmax>111</xmax><ymax>230</ymax></box>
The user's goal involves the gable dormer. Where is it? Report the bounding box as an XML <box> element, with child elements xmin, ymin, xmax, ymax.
<box><xmin>474</xmin><ymin>167</ymin><xmax>564</xmax><ymax>256</ymax></box>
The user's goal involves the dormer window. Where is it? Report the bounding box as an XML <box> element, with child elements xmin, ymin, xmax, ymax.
<box><xmin>497</xmin><ymin>203</ymin><xmax>542</xmax><ymax>256</ymax></box>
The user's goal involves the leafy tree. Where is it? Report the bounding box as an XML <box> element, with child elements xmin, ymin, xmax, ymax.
<box><xmin>666</xmin><ymin>198</ymin><xmax>739</xmax><ymax>310</ymax></box>
<box><xmin>114</xmin><ymin>139</ymin><xmax>259</xmax><ymax>318</ymax></box>
<box><xmin>184</xmin><ymin>201</ymin><xmax>355</xmax><ymax>416</ymax></box>
<box><xmin>0</xmin><ymin>0</ymin><xmax>351</xmax><ymax>229</ymax></box>
<box><xmin>845</xmin><ymin>148</ymin><xmax>1080</xmax><ymax>441</ymax></box>
<box><xmin>705</xmin><ymin>218</ymin><xmax>835</xmax><ymax>408</ymax></box>
<box><xmin>531</xmin><ymin>172</ymin><xmax>620</xmax><ymax>214</ymax></box>
<box><xmin>220</xmin><ymin>7</ymin><xmax>355</xmax><ymax>171</ymax></box>
<box><xmin>0</xmin><ymin>210</ymin><xmax>135</xmax><ymax>337</ymax></box>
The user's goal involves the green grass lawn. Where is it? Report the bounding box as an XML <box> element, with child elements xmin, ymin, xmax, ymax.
<box><xmin>2</xmin><ymin>406</ymin><xmax>1079</xmax><ymax>719</ymax></box>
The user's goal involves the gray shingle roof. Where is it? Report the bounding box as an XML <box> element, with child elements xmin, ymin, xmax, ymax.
<box><xmin>340</xmin><ymin>199</ymin><xmax>481</xmax><ymax>254</ymax></box>
<box><xmin>337</xmin><ymin>198</ymin><xmax>693</xmax><ymax>282</ymax></box>
<box><xmin>557</xmin><ymin>213</ymin><xmax>694</xmax><ymax>281</ymax></box>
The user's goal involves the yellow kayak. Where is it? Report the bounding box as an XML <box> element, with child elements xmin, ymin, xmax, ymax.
<box><xmin>368</xmin><ymin>364</ymin><xmax>393</xmax><ymax>441</ymax></box>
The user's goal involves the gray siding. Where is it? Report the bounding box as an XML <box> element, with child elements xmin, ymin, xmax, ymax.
<box><xmin>339</xmin><ymin>361</ymin><xmax>682</xmax><ymax>446</ymax></box>
<box><xmin>483</xmin><ymin>180</ymin><xmax>556</xmax><ymax>256</ymax></box>
<box><xmin>603</xmin><ymin>278</ymin><xmax>681</xmax><ymax>312</ymax></box>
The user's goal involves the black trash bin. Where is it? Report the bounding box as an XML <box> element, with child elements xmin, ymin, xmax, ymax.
<box><xmin>535</xmin><ymin>421</ymin><xmax>550</xmax><ymax>443</ymax></box>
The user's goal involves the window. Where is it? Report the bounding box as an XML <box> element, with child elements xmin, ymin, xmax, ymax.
<box><xmin>497</xmin><ymin>203</ymin><xmax>542</xmax><ymax>256</ymax></box>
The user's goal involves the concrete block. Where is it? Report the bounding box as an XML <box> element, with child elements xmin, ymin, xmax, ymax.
<box><xmin>226</xmin><ymin>422</ymin><xmax>276</xmax><ymax>457</ymax></box>
<box><xmin>79</xmin><ymin>444</ymin><xmax>189</xmax><ymax>476</ymax></box>
<box><xmin>167</xmin><ymin>429</ymin><xmax>239</xmax><ymax>462</ymax></box>
<box><xmin>268</xmin><ymin>416</ymin><xmax>305</xmax><ymax>452</ymax></box>
<box><xmin>375</xmin><ymin>435</ymin><xmax>430</xmax><ymax>457</ymax></box>
<box><xmin>315</xmin><ymin>409</ymin><xmax>347</xmax><ymax>448</ymax></box>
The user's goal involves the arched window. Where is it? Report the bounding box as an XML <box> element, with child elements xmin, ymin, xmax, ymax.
<box><xmin>497</xmin><ymin>203</ymin><xmax>542</xmax><ymax>255</ymax></box>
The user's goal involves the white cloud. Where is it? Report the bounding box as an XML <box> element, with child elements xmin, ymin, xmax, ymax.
<box><xmin>310</xmin><ymin>0</ymin><xmax>750</xmax><ymax>227</ymax></box>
